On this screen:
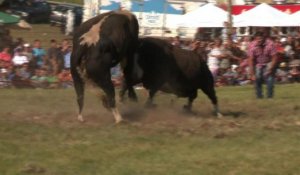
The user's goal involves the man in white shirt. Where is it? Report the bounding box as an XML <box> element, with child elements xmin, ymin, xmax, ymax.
<box><xmin>12</xmin><ymin>48</ymin><xmax>29</xmax><ymax>66</ymax></box>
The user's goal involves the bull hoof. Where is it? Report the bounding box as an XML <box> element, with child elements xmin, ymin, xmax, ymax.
<box><xmin>78</xmin><ymin>114</ymin><xmax>85</xmax><ymax>122</ymax></box>
<box><xmin>183</xmin><ymin>109</ymin><xmax>196</xmax><ymax>116</ymax></box>
<box><xmin>183</xmin><ymin>105</ymin><xmax>191</xmax><ymax>112</ymax></box>
<box><xmin>217</xmin><ymin>113</ymin><xmax>223</xmax><ymax>118</ymax></box>
<box><xmin>115</xmin><ymin>119</ymin><xmax>128</xmax><ymax>125</ymax></box>
<box><xmin>213</xmin><ymin>112</ymin><xmax>223</xmax><ymax>119</ymax></box>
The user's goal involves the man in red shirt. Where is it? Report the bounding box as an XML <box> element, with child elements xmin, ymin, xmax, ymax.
<box><xmin>0</xmin><ymin>46</ymin><xmax>12</xmax><ymax>68</ymax></box>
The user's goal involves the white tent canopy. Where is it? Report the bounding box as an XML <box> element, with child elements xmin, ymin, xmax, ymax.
<box><xmin>290</xmin><ymin>10</ymin><xmax>300</xmax><ymax>25</ymax></box>
<box><xmin>177</xmin><ymin>3</ymin><xmax>230</xmax><ymax>28</ymax></box>
<box><xmin>233</xmin><ymin>3</ymin><xmax>297</xmax><ymax>27</ymax></box>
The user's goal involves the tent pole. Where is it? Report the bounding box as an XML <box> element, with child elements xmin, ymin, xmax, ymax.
<box><xmin>227</xmin><ymin>0</ymin><xmax>233</xmax><ymax>41</ymax></box>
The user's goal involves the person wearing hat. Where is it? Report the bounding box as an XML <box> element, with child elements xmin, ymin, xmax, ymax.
<box><xmin>248</xmin><ymin>30</ymin><xmax>278</xmax><ymax>99</ymax></box>
<box><xmin>276</xmin><ymin>62</ymin><xmax>289</xmax><ymax>84</ymax></box>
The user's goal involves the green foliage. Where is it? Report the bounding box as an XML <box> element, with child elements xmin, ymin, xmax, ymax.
<box><xmin>0</xmin><ymin>84</ymin><xmax>300</xmax><ymax>174</ymax></box>
<box><xmin>50</xmin><ymin>0</ymin><xmax>83</xmax><ymax>5</ymax></box>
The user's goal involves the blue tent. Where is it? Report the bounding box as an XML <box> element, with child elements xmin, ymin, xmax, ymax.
<box><xmin>101</xmin><ymin>0</ymin><xmax>183</xmax><ymax>14</ymax></box>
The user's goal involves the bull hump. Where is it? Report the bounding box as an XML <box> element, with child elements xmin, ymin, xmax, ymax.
<box><xmin>79</xmin><ymin>16</ymin><xmax>109</xmax><ymax>47</ymax></box>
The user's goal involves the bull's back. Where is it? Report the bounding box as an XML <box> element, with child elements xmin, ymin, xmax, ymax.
<box><xmin>137</xmin><ymin>37</ymin><xmax>213</xmax><ymax>97</ymax></box>
<box><xmin>73</xmin><ymin>11</ymin><xmax>138</xmax><ymax>48</ymax></box>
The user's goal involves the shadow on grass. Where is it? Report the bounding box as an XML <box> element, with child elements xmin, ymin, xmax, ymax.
<box><xmin>222</xmin><ymin>110</ymin><xmax>248</xmax><ymax>118</ymax></box>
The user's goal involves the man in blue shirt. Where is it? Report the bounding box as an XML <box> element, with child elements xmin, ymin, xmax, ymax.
<box><xmin>32</xmin><ymin>39</ymin><xmax>46</xmax><ymax>68</ymax></box>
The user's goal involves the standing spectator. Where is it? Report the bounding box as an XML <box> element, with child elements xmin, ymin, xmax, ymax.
<box><xmin>47</xmin><ymin>39</ymin><xmax>61</xmax><ymax>75</ymax></box>
<box><xmin>63</xmin><ymin>46</ymin><xmax>71</xmax><ymax>70</ymax></box>
<box><xmin>0</xmin><ymin>46</ymin><xmax>12</xmax><ymax>68</ymax></box>
<box><xmin>194</xmin><ymin>27</ymin><xmax>210</xmax><ymax>42</ymax></box>
<box><xmin>191</xmin><ymin>40</ymin><xmax>208</xmax><ymax>61</ymax></box>
<box><xmin>248</xmin><ymin>31</ymin><xmax>278</xmax><ymax>99</ymax></box>
<box><xmin>13</xmin><ymin>37</ymin><xmax>24</xmax><ymax>54</ymax></box>
<box><xmin>171</xmin><ymin>36</ymin><xmax>182</xmax><ymax>47</ymax></box>
<box><xmin>59</xmin><ymin>39</ymin><xmax>71</xmax><ymax>71</ymax></box>
<box><xmin>239</xmin><ymin>36</ymin><xmax>251</xmax><ymax>52</ymax></box>
<box><xmin>32</xmin><ymin>39</ymin><xmax>46</xmax><ymax>69</ymax></box>
<box><xmin>207</xmin><ymin>38</ymin><xmax>225</xmax><ymax>81</ymax></box>
<box><xmin>221</xmin><ymin>21</ymin><xmax>229</xmax><ymax>43</ymax></box>
<box><xmin>22</xmin><ymin>43</ymin><xmax>33</xmax><ymax>62</ymax></box>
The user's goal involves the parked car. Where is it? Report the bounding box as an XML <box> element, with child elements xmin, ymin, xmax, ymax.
<box><xmin>50</xmin><ymin>4</ymin><xmax>83</xmax><ymax>27</ymax></box>
<box><xmin>3</xmin><ymin>0</ymin><xmax>51</xmax><ymax>23</ymax></box>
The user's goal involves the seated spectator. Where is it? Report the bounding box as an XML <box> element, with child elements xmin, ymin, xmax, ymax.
<box><xmin>12</xmin><ymin>48</ymin><xmax>29</xmax><ymax>66</ymax></box>
<box><xmin>233</xmin><ymin>64</ymin><xmax>251</xmax><ymax>86</ymax></box>
<box><xmin>289</xmin><ymin>65</ymin><xmax>300</xmax><ymax>83</ymax></box>
<box><xmin>0</xmin><ymin>46</ymin><xmax>12</xmax><ymax>68</ymax></box>
<box><xmin>0</xmin><ymin>68</ymin><xmax>11</xmax><ymax>88</ymax></box>
<box><xmin>46</xmin><ymin>73</ymin><xmax>59</xmax><ymax>88</ymax></box>
<box><xmin>222</xmin><ymin>65</ymin><xmax>239</xmax><ymax>85</ymax></box>
<box><xmin>276</xmin><ymin>62</ymin><xmax>289</xmax><ymax>84</ymax></box>
<box><xmin>57</xmin><ymin>69</ymin><xmax>73</xmax><ymax>88</ymax></box>
<box><xmin>21</xmin><ymin>62</ymin><xmax>31</xmax><ymax>76</ymax></box>
<box><xmin>30</xmin><ymin>68</ymin><xmax>49</xmax><ymax>88</ymax></box>
<box><xmin>11</xmin><ymin>67</ymin><xmax>33</xmax><ymax>88</ymax></box>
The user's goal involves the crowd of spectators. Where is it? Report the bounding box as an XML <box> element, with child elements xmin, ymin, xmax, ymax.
<box><xmin>168</xmin><ymin>27</ymin><xmax>300</xmax><ymax>87</ymax></box>
<box><xmin>0</xmin><ymin>38</ymin><xmax>73</xmax><ymax>89</ymax></box>
<box><xmin>1</xmin><ymin>27</ymin><xmax>300</xmax><ymax>89</ymax></box>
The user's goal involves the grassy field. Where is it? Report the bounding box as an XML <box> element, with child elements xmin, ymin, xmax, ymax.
<box><xmin>0</xmin><ymin>84</ymin><xmax>300</xmax><ymax>175</ymax></box>
<box><xmin>10</xmin><ymin>24</ymin><xmax>71</xmax><ymax>49</ymax></box>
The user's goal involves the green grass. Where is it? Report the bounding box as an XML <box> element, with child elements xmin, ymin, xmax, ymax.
<box><xmin>0</xmin><ymin>84</ymin><xmax>300</xmax><ymax>174</ymax></box>
<box><xmin>10</xmin><ymin>24</ymin><xmax>71</xmax><ymax>48</ymax></box>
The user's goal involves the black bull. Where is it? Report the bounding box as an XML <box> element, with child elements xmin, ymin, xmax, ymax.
<box><xmin>71</xmin><ymin>11</ymin><xmax>139</xmax><ymax>123</ymax></box>
<box><xmin>120</xmin><ymin>37</ymin><xmax>222</xmax><ymax>117</ymax></box>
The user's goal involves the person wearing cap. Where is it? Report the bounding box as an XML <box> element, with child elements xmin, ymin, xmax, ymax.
<box><xmin>12</xmin><ymin>48</ymin><xmax>29</xmax><ymax>66</ymax></box>
<box><xmin>276</xmin><ymin>62</ymin><xmax>289</xmax><ymax>84</ymax></box>
<box><xmin>248</xmin><ymin>29</ymin><xmax>278</xmax><ymax>99</ymax></box>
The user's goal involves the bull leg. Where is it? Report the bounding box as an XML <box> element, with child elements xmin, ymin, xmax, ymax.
<box><xmin>93</xmin><ymin>75</ymin><xmax>123</xmax><ymax>123</ymax></box>
<box><xmin>183</xmin><ymin>91</ymin><xmax>197</xmax><ymax>113</ymax></box>
<box><xmin>128</xmin><ymin>86</ymin><xmax>138</xmax><ymax>102</ymax></box>
<box><xmin>71</xmin><ymin>62</ymin><xmax>85</xmax><ymax>122</ymax></box>
<box><xmin>145</xmin><ymin>89</ymin><xmax>157</xmax><ymax>108</ymax></box>
<box><xmin>122</xmin><ymin>60</ymin><xmax>138</xmax><ymax>102</ymax></box>
<box><xmin>119</xmin><ymin>80</ymin><xmax>137</xmax><ymax>103</ymax></box>
<box><xmin>119</xmin><ymin>80</ymin><xmax>128</xmax><ymax>103</ymax></box>
<box><xmin>87</xmin><ymin>54</ymin><xmax>123</xmax><ymax>123</ymax></box>
<box><xmin>201</xmin><ymin>86</ymin><xmax>223</xmax><ymax>118</ymax></box>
